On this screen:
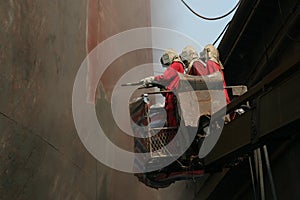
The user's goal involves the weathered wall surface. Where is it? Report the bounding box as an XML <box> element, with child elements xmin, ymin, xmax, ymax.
<box><xmin>0</xmin><ymin>0</ymin><xmax>204</xmax><ymax>199</ymax></box>
<box><xmin>0</xmin><ymin>1</ymin><xmax>96</xmax><ymax>199</ymax></box>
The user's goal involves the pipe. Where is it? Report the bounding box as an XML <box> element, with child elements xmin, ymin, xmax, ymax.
<box><xmin>263</xmin><ymin>145</ymin><xmax>278</xmax><ymax>200</ymax></box>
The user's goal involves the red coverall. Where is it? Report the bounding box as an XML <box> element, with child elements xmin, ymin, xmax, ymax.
<box><xmin>154</xmin><ymin>62</ymin><xmax>184</xmax><ymax>127</ymax></box>
<box><xmin>187</xmin><ymin>60</ymin><xmax>207</xmax><ymax>76</ymax></box>
<box><xmin>188</xmin><ymin>60</ymin><xmax>230</xmax><ymax>104</ymax></box>
<box><xmin>206</xmin><ymin>60</ymin><xmax>230</xmax><ymax>104</ymax></box>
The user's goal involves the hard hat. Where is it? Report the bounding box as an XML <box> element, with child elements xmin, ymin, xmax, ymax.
<box><xmin>203</xmin><ymin>44</ymin><xmax>224</xmax><ymax>69</ymax></box>
<box><xmin>160</xmin><ymin>49</ymin><xmax>181</xmax><ymax>67</ymax></box>
<box><xmin>180</xmin><ymin>46</ymin><xmax>199</xmax><ymax>68</ymax></box>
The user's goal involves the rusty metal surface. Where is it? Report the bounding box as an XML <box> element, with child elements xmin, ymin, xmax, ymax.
<box><xmin>0</xmin><ymin>0</ymin><xmax>95</xmax><ymax>199</ymax></box>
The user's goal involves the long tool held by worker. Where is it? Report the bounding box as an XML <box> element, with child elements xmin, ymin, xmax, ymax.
<box><xmin>122</xmin><ymin>81</ymin><xmax>247</xmax><ymax>94</ymax></box>
<box><xmin>121</xmin><ymin>81</ymin><xmax>144</xmax><ymax>86</ymax></box>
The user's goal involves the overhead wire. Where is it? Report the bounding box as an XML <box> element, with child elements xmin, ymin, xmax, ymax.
<box><xmin>213</xmin><ymin>21</ymin><xmax>231</xmax><ymax>45</ymax></box>
<box><xmin>181</xmin><ymin>0</ymin><xmax>241</xmax><ymax>21</ymax></box>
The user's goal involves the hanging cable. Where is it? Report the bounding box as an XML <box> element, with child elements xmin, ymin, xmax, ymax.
<box><xmin>213</xmin><ymin>21</ymin><xmax>231</xmax><ymax>45</ymax></box>
<box><xmin>181</xmin><ymin>0</ymin><xmax>241</xmax><ymax>21</ymax></box>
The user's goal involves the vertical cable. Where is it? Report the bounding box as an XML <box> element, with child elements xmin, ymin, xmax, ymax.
<box><xmin>249</xmin><ymin>155</ymin><xmax>257</xmax><ymax>200</ymax></box>
<box><xmin>263</xmin><ymin>145</ymin><xmax>278</xmax><ymax>200</ymax></box>
<box><xmin>257</xmin><ymin>148</ymin><xmax>265</xmax><ymax>200</ymax></box>
<box><xmin>254</xmin><ymin>149</ymin><xmax>259</xmax><ymax>197</ymax></box>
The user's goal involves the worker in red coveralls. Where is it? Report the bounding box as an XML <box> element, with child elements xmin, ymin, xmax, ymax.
<box><xmin>200</xmin><ymin>44</ymin><xmax>231</xmax><ymax>104</ymax></box>
<box><xmin>180</xmin><ymin>45</ymin><xmax>231</xmax><ymax>166</ymax></box>
<box><xmin>180</xmin><ymin>46</ymin><xmax>207</xmax><ymax>76</ymax></box>
<box><xmin>141</xmin><ymin>49</ymin><xmax>185</xmax><ymax>128</ymax></box>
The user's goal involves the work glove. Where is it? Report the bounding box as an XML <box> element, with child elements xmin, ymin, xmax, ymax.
<box><xmin>141</xmin><ymin>76</ymin><xmax>154</xmax><ymax>86</ymax></box>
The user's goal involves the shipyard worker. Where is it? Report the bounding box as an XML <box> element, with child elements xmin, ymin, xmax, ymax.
<box><xmin>200</xmin><ymin>44</ymin><xmax>231</xmax><ymax>104</ymax></box>
<box><xmin>180</xmin><ymin>46</ymin><xmax>208</xmax><ymax>76</ymax></box>
<box><xmin>141</xmin><ymin>49</ymin><xmax>184</xmax><ymax>128</ymax></box>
